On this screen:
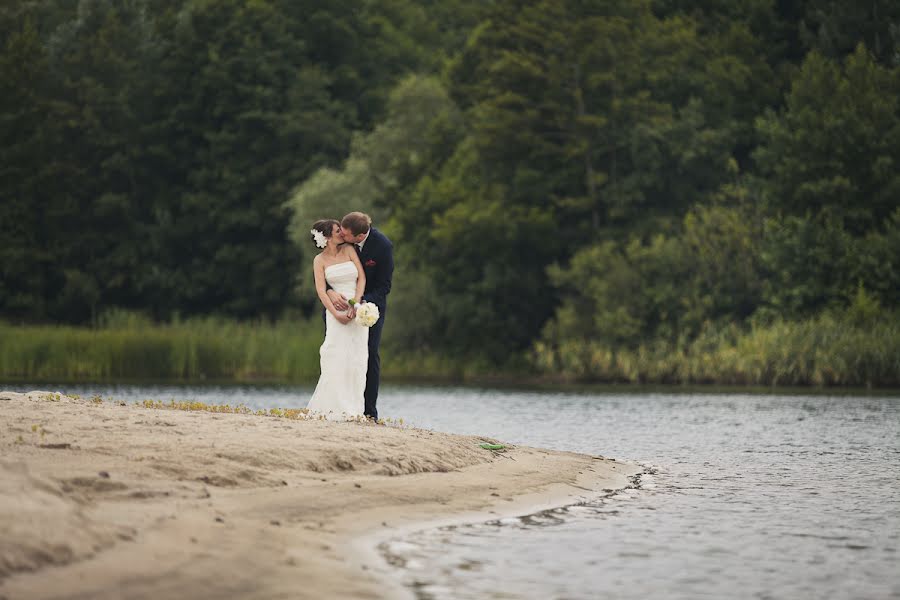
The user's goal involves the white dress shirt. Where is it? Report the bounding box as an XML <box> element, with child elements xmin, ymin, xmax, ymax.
<box><xmin>357</xmin><ymin>230</ymin><xmax>370</xmax><ymax>252</ymax></box>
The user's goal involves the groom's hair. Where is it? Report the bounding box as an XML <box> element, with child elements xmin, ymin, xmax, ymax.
<box><xmin>341</xmin><ymin>212</ymin><xmax>371</xmax><ymax>236</ymax></box>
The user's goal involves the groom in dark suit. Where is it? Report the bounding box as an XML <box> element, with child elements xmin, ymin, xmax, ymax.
<box><xmin>328</xmin><ymin>212</ymin><xmax>393</xmax><ymax>420</ymax></box>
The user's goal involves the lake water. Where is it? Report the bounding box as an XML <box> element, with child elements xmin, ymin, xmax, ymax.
<box><xmin>9</xmin><ymin>383</ymin><xmax>900</xmax><ymax>599</ymax></box>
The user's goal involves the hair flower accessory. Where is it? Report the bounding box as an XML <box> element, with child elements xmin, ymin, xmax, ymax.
<box><xmin>310</xmin><ymin>228</ymin><xmax>327</xmax><ymax>248</ymax></box>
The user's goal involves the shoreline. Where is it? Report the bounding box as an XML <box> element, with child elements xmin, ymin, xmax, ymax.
<box><xmin>0</xmin><ymin>390</ymin><xmax>639</xmax><ymax>600</ymax></box>
<box><xmin>1</xmin><ymin>377</ymin><xmax>895</xmax><ymax>397</ymax></box>
<box><xmin>348</xmin><ymin>465</ymin><xmax>641</xmax><ymax>600</ymax></box>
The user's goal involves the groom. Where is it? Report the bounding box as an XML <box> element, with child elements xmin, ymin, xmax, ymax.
<box><xmin>328</xmin><ymin>212</ymin><xmax>393</xmax><ymax>421</ymax></box>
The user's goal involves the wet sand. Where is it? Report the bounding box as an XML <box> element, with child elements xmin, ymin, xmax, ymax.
<box><xmin>0</xmin><ymin>390</ymin><xmax>638</xmax><ymax>600</ymax></box>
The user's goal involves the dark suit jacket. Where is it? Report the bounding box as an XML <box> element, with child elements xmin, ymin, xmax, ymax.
<box><xmin>357</xmin><ymin>227</ymin><xmax>393</xmax><ymax>313</ymax></box>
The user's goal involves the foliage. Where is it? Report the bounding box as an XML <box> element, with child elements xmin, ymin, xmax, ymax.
<box><xmin>0</xmin><ymin>0</ymin><xmax>897</xmax><ymax>385</ymax></box>
<box><xmin>543</xmin><ymin>195</ymin><xmax>765</xmax><ymax>347</ymax></box>
<box><xmin>283</xmin><ymin>75</ymin><xmax>459</xmax><ymax>307</ymax></box>
<box><xmin>755</xmin><ymin>45</ymin><xmax>900</xmax><ymax>233</ymax></box>
<box><xmin>0</xmin><ymin>0</ymin><xmax>442</xmax><ymax>324</ymax></box>
<box><xmin>797</xmin><ymin>1</ymin><xmax>900</xmax><ymax>65</ymax></box>
<box><xmin>757</xmin><ymin>209</ymin><xmax>900</xmax><ymax>319</ymax></box>
<box><xmin>0</xmin><ymin>311</ymin><xmax>323</xmax><ymax>382</ymax></box>
<box><xmin>534</xmin><ymin>307</ymin><xmax>900</xmax><ymax>387</ymax></box>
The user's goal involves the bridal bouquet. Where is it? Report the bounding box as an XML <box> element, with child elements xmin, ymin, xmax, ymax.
<box><xmin>348</xmin><ymin>299</ymin><xmax>380</xmax><ymax>327</ymax></box>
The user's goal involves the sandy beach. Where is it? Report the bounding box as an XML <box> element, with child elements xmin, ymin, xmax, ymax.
<box><xmin>0</xmin><ymin>390</ymin><xmax>639</xmax><ymax>600</ymax></box>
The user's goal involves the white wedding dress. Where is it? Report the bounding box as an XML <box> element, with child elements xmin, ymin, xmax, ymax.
<box><xmin>306</xmin><ymin>261</ymin><xmax>369</xmax><ymax>419</ymax></box>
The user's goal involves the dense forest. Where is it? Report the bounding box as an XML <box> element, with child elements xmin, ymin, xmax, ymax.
<box><xmin>1</xmin><ymin>0</ymin><xmax>898</xmax><ymax>384</ymax></box>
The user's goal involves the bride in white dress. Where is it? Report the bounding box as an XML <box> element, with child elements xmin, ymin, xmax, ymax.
<box><xmin>306</xmin><ymin>219</ymin><xmax>369</xmax><ymax>419</ymax></box>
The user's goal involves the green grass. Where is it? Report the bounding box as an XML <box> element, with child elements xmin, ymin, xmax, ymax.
<box><xmin>0</xmin><ymin>308</ymin><xmax>524</xmax><ymax>384</ymax></box>
<box><xmin>533</xmin><ymin>312</ymin><xmax>900</xmax><ymax>387</ymax></box>
<box><xmin>0</xmin><ymin>313</ymin><xmax>509</xmax><ymax>384</ymax></box>
<box><xmin>0</xmin><ymin>315</ymin><xmax>323</xmax><ymax>382</ymax></box>
<box><xmin>3</xmin><ymin>310</ymin><xmax>897</xmax><ymax>387</ymax></box>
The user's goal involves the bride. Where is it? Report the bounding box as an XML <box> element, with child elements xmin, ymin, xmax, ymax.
<box><xmin>306</xmin><ymin>219</ymin><xmax>368</xmax><ymax>419</ymax></box>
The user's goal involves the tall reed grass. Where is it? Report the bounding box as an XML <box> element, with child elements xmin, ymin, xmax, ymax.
<box><xmin>0</xmin><ymin>311</ymin><xmax>505</xmax><ymax>384</ymax></box>
<box><xmin>533</xmin><ymin>312</ymin><xmax>900</xmax><ymax>387</ymax></box>
<box><xmin>0</xmin><ymin>313</ymin><xmax>324</xmax><ymax>382</ymax></box>
<box><xmin>3</xmin><ymin>310</ymin><xmax>897</xmax><ymax>387</ymax></box>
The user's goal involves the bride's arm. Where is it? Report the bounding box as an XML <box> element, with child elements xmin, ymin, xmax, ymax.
<box><xmin>347</xmin><ymin>246</ymin><xmax>366</xmax><ymax>303</ymax></box>
<box><xmin>314</xmin><ymin>256</ymin><xmax>350</xmax><ymax>323</ymax></box>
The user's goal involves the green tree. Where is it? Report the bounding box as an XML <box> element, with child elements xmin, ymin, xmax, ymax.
<box><xmin>755</xmin><ymin>45</ymin><xmax>900</xmax><ymax>233</ymax></box>
<box><xmin>0</xmin><ymin>16</ymin><xmax>53</xmax><ymax>321</ymax></box>
<box><xmin>285</xmin><ymin>75</ymin><xmax>461</xmax><ymax>337</ymax></box>
<box><xmin>799</xmin><ymin>0</ymin><xmax>900</xmax><ymax>65</ymax></box>
<box><xmin>758</xmin><ymin>208</ymin><xmax>900</xmax><ymax>319</ymax></box>
<box><xmin>386</xmin><ymin>0</ymin><xmax>775</xmax><ymax>360</ymax></box>
<box><xmin>448</xmin><ymin>0</ymin><xmax>772</xmax><ymax>237</ymax></box>
<box><xmin>4</xmin><ymin>0</ymin><xmax>164</xmax><ymax>323</ymax></box>
<box><xmin>142</xmin><ymin>0</ymin><xmax>357</xmax><ymax>319</ymax></box>
<box><xmin>543</xmin><ymin>195</ymin><xmax>765</xmax><ymax>348</ymax></box>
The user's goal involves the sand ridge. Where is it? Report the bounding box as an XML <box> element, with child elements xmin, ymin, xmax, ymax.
<box><xmin>0</xmin><ymin>390</ymin><xmax>638</xmax><ymax>600</ymax></box>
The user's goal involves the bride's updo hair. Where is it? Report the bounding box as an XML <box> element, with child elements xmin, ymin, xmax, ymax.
<box><xmin>310</xmin><ymin>219</ymin><xmax>340</xmax><ymax>248</ymax></box>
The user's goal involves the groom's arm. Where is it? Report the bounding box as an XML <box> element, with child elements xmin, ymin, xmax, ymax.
<box><xmin>325</xmin><ymin>284</ymin><xmax>349</xmax><ymax>310</ymax></box>
<box><xmin>363</xmin><ymin>241</ymin><xmax>393</xmax><ymax>308</ymax></box>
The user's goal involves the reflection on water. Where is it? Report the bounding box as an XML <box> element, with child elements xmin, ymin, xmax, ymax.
<box><xmin>10</xmin><ymin>382</ymin><xmax>900</xmax><ymax>600</ymax></box>
<box><xmin>381</xmin><ymin>387</ymin><xmax>900</xmax><ymax>600</ymax></box>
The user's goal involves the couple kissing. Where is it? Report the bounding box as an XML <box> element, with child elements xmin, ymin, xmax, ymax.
<box><xmin>306</xmin><ymin>212</ymin><xmax>393</xmax><ymax>422</ymax></box>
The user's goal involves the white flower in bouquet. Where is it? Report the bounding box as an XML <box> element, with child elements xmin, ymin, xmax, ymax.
<box><xmin>348</xmin><ymin>299</ymin><xmax>379</xmax><ymax>328</ymax></box>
